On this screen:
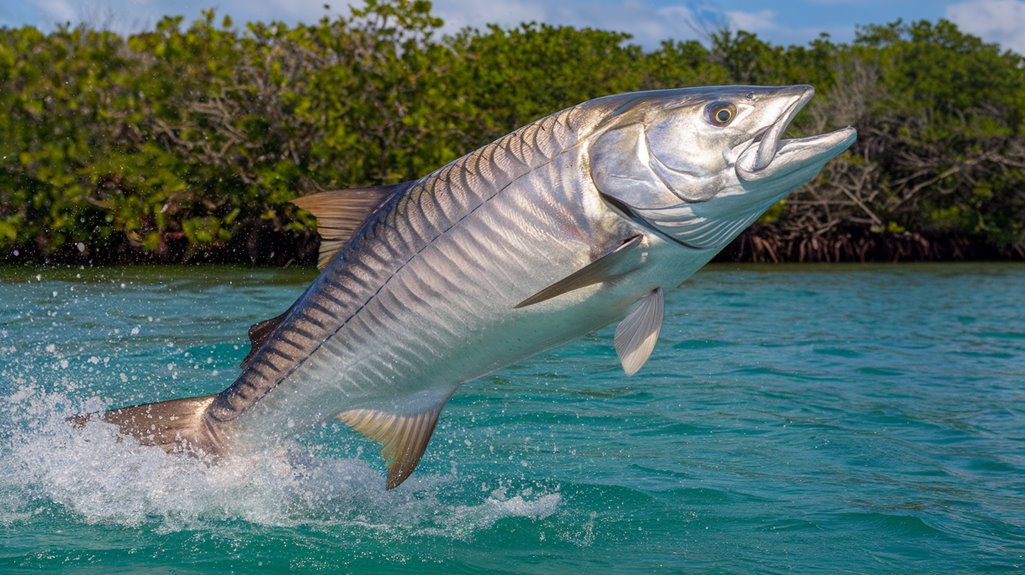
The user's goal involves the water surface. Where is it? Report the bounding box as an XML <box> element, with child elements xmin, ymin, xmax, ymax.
<box><xmin>1</xmin><ymin>264</ymin><xmax>1023</xmax><ymax>573</ymax></box>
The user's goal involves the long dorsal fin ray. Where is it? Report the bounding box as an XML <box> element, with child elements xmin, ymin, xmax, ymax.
<box><xmin>240</xmin><ymin>307</ymin><xmax>292</xmax><ymax>368</ymax></box>
<box><xmin>339</xmin><ymin>401</ymin><xmax>447</xmax><ymax>489</ymax></box>
<box><xmin>614</xmin><ymin>287</ymin><xmax>664</xmax><ymax>375</ymax></box>
<box><xmin>515</xmin><ymin>235</ymin><xmax>644</xmax><ymax>308</ymax></box>
<box><xmin>292</xmin><ymin>182</ymin><xmax>411</xmax><ymax>269</ymax></box>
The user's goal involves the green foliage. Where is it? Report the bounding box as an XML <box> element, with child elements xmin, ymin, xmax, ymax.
<box><xmin>446</xmin><ymin>23</ymin><xmax>646</xmax><ymax>137</ymax></box>
<box><xmin>0</xmin><ymin>2</ymin><xmax>1023</xmax><ymax>262</ymax></box>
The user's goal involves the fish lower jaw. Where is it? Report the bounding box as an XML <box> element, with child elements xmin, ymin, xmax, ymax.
<box><xmin>737</xmin><ymin>127</ymin><xmax>856</xmax><ymax>184</ymax></box>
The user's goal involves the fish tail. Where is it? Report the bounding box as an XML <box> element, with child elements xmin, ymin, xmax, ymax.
<box><xmin>69</xmin><ymin>394</ymin><xmax>222</xmax><ymax>456</ymax></box>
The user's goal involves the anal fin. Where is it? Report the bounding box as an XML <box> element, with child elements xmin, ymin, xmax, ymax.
<box><xmin>339</xmin><ymin>402</ymin><xmax>446</xmax><ymax>489</ymax></box>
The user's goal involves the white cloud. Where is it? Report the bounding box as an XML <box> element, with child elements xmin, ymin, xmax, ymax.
<box><xmin>30</xmin><ymin>0</ymin><xmax>169</xmax><ymax>32</ymax></box>
<box><xmin>432</xmin><ymin>2</ymin><xmax>840</xmax><ymax>49</ymax></box>
<box><xmin>947</xmin><ymin>0</ymin><xmax>1025</xmax><ymax>55</ymax></box>
<box><xmin>431</xmin><ymin>0</ymin><xmax>538</xmax><ymax>32</ymax></box>
<box><xmin>28</xmin><ymin>0</ymin><xmax>335</xmax><ymax>33</ymax></box>
<box><xmin>427</xmin><ymin>2</ymin><xmax>846</xmax><ymax>48</ymax></box>
<box><xmin>725</xmin><ymin>9</ymin><xmax>777</xmax><ymax>33</ymax></box>
<box><xmin>430</xmin><ymin>0</ymin><xmax>711</xmax><ymax>47</ymax></box>
<box><xmin>19</xmin><ymin>0</ymin><xmax>852</xmax><ymax>49</ymax></box>
<box><xmin>227</xmin><ymin>0</ymin><xmax>339</xmax><ymax>25</ymax></box>
<box><xmin>32</xmin><ymin>0</ymin><xmax>77</xmax><ymax>24</ymax></box>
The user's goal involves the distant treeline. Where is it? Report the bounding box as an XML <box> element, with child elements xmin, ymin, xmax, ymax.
<box><xmin>2</xmin><ymin>0</ymin><xmax>1024</xmax><ymax>264</ymax></box>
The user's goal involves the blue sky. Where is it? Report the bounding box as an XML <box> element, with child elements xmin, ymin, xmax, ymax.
<box><xmin>1</xmin><ymin>1</ymin><xmax>1023</xmax><ymax>53</ymax></box>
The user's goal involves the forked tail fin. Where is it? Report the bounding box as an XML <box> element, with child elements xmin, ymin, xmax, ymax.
<box><xmin>69</xmin><ymin>394</ymin><xmax>220</xmax><ymax>455</ymax></box>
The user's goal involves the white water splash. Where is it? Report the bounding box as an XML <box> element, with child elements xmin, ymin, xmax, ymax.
<box><xmin>0</xmin><ymin>386</ymin><xmax>561</xmax><ymax>537</ymax></box>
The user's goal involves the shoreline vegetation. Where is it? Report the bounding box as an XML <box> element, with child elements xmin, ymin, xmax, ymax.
<box><xmin>2</xmin><ymin>0</ymin><xmax>1024</xmax><ymax>266</ymax></box>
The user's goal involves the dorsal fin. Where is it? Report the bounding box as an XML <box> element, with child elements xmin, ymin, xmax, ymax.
<box><xmin>515</xmin><ymin>235</ymin><xmax>645</xmax><ymax>308</ymax></box>
<box><xmin>614</xmin><ymin>288</ymin><xmax>664</xmax><ymax>375</ymax></box>
<box><xmin>339</xmin><ymin>401</ymin><xmax>447</xmax><ymax>489</ymax></box>
<box><xmin>292</xmin><ymin>182</ymin><xmax>410</xmax><ymax>269</ymax></box>
<box><xmin>240</xmin><ymin>307</ymin><xmax>292</xmax><ymax>368</ymax></box>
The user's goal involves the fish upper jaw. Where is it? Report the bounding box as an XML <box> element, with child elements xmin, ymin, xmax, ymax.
<box><xmin>737</xmin><ymin>126</ymin><xmax>857</xmax><ymax>192</ymax></box>
<box><xmin>751</xmin><ymin>85</ymin><xmax>814</xmax><ymax>172</ymax></box>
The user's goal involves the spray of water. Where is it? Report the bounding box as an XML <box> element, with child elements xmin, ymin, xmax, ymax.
<box><xmin>0</xmin><ymin>383</ymin><xmax>561</xmax><ymax>537</ymax></box>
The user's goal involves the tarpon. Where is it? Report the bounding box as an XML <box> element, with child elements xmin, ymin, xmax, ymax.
<box><xmin>76</xmin><ymin>85</ymin><xmax>856</xmax><ymax>489</ymax></box>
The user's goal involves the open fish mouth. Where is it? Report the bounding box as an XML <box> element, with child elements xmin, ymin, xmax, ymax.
<box><xmin>752</xmin><ymin>86</ymin><xmax>814</xmax><ymax>171</ymax></box>
<box><xmin>737</xmin><ymin>87</ymin><xmax>856</xmax><ymax>183</ymax></box>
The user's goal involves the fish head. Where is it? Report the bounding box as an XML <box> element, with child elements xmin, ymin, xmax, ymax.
<box><xmin>588</xmin><ymin>85</ymin><xmax>856</xmax><ymax>250</ymax></box>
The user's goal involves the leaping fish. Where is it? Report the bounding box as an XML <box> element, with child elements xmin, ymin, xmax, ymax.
<box><xmin>74</xmin><ymin>85</ymin><xmax>856</xmax><ymax>489</ymax></box>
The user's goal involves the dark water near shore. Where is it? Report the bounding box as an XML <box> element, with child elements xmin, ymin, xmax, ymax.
<box><xmin>1</xmin><ymin>264</ymin><xmax>1023</xmax><ymax>573</ymax></box>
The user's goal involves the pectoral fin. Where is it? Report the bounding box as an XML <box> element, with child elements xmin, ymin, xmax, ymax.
<box><xmin>339</xmin><ymin>402</ymin><xmax>446</xmax><ymax>490</ymax></box>
<box><xmin>615</xmin><ymin>288</ymin><xmax>664</xmax><ymax>375</ymax></box>
<box><xmin>293</xmin><ymin>182</ymin><xmax>411</xmax><ymax>269</ymax></box>
<box><xmin>515</xmin><ymin>235</ymin><xmax>644</xmax><ymax>308</ymax></box>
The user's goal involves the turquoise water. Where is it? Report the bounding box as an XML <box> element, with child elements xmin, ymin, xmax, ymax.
<box><xmin>1</xmin><ymin>264</ymin><xmax>1023</xmax><ymax>573</ymax></box>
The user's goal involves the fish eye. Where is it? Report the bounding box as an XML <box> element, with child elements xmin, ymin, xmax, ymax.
<box><xmin>707</xmin><ymin>102</ymin><xmax>736</xmax><ymax>127</ymax></box>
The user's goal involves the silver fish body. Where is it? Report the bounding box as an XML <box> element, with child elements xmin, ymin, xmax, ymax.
<box><xmin>219</xmin><ymin>108</ymin><xmax>650</xmax><ymax>426</ymax></box>
<box><xmin>87</xmin><ymin>85</ymin><xmax>856</xmax><ymax>488</ymax></box>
